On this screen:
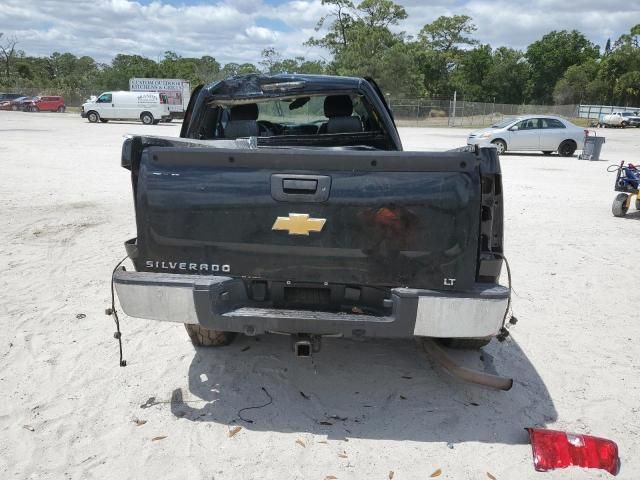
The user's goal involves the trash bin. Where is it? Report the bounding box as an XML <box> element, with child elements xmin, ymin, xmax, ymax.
<box><xmin>579</xmin><ymin>136</ymin><xmax>605</xmax><ymax>161</ymax></box>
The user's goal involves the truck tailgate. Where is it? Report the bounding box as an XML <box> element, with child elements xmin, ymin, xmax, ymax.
<box><xmin>133</xmin><ymin>146</ymin><xmax>482</xmax><ymax>291</ymax></box>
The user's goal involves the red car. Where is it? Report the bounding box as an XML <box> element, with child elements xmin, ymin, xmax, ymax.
<box><xmin>25</xmin><ymin>96</ymin><xmax>66</xmax><ymax>112</ymax></box>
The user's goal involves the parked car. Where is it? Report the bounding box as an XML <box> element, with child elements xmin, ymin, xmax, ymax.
<box><xmin>81</xmin><ymin>91</ymin><xmax>171</xmax><ymax>124</ymax></box>
<box><xmin>24</xmin><ymin>96</ymin><xmax>66</xmax><ymax>112</ymax></box>
<box><xmin>0</xmin><ymin>96</ymin><xmax>31</xmax><ymax>111</ymax></box>
<box><xmin>113</xmin><ymin>74</ymin><xmax>509</xmax><ymax>357</ymax></box>
<box><xmin>601</xmin><ymin>111</ymin><xmax>640</xmax><ymax>128</ymax></box>
<box><xmin>467</xmin><ymin>115</ymin><xmax>587</xmax><ymax>156</ymax></box>
<box><xmin>16</xmin><ymin>96</ymin><xmax>38</xmax><ymax>111</ymax></box>
<box><xmin>0</xmin><ymin>92</ymin><xmax>26</xmax><ymax>102</ymax></box>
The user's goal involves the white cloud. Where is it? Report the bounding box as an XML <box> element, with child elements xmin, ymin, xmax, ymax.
<box><xmin>245</xmin><ymin>26</ymin><xmax>280</xmax><ymax>42</ymax></box>
<box><xmin>0</xmin><ymin>0</ymin><xmax>330</xmax><ymax>63</ymax></box>
<box><xmin>399</xmin><ymin>0</ymin><xmax>639</xmax><ymax>50</ymax></box>
<box><xmin>0</xmin><ymin>0</ymin><xmax>637</xmax><ymax>66</ymax></box>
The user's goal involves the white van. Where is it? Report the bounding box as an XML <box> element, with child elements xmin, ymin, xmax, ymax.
<box><xmin>81</xmin><ymin>91</ymin><xmax>171</xmax><ymax>124</ymax></box>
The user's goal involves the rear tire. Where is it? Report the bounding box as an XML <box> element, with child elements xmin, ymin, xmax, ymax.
<box><xmin>621</xmin><ymin>121</ymin><xmax>628</xmax><ymax>128</ymax></box>
<box><xmin>87</xmin><ymin>111</ymin><xmax>99</xmax><ymax>123</ymax></box>
<box><xmin>141</xmin><ymin>112</ymin><xmax>154</xmax><ymax>125</ymax></box>
<box><xmin>491</xmin><ymin>139</ymin><xmax>506</xmax><ymax>155</ymax></box>
<box><xmin>612</xmin><ymin>193</ymin><xmax>629</xmax><ymax>217</ymax></box>
<box><xmin>438</xmin><ymin>337</ymin><xmax>492</xmax><ymax>350</ymax></box>
<box><xmin>57</xmin><ymin>106</ymin><xmax>65</xmax><ymax>113</ymax></box>
<box><xmin>558</xmin><ymin>140</ymin><xmax>576</xmax><ymax>157</ymax></box>
<box><xmin>184</xmin><ymin>324</ymin><xmax>236</xmax><ymax>347</ymax></box>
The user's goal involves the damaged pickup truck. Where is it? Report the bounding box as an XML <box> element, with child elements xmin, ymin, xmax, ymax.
<box><xmin>114</xmin><ymin>74</ymin><xmax>509</xmax><ymax>358</ymax></box>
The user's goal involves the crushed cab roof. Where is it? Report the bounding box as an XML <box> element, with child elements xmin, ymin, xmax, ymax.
<box><xmin>206</xmin><ymin>74</ymin><xmax>365</xmax><ymax>101</ymax></box>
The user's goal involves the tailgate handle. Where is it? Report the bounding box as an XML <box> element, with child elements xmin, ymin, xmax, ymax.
<box><xmin>283</xmin><ymin>179</ymin><xmax>317</xmax><ymax>193</ymax></box>
<box><xmin>271</xmin><ymin>174</ymin><xmax>331</xmax><ymax>202</ymax></box>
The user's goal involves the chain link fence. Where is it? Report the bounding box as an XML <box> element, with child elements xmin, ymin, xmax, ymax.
<box><xmin>388</xmin><ymin>98</ymin><xmax>580</xmax><ymax>128</ymax></box>
<box><xmin>578</xmin><ymin>104</ymin><xmax>640</xmax><ymax>120</ymax></box>
<box><xmin>3</xmin><ymin>85</ymin><xmax>583</xmax><ymax>127</ymax></box>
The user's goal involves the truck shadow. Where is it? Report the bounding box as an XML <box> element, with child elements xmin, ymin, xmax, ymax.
<box><xmin>620</xmin><ymin>210</ymin><xmax>640</xmax><ymax>220</ymax></box>
<box><xmin>170</xmin><ymin>334</ymin><xmax>555</xmax><ymax>445</ymax></box>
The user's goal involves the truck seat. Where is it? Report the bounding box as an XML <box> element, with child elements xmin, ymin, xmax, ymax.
<box><xmin>225</xmin><ymin>103</ymin><xmax>259</xmax><ymax>138</ymax></box>
<box><xmin>320</xmin><ymin>95</ymin><xmax>362</xmax><ymax>134</ymax></box>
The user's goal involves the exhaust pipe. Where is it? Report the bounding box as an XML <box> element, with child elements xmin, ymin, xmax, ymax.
<box><xmin>420</xmin><ymin>338</ymin><xmax>513</xmax><ymax>391</ymax></box>
<box><xmin>292</xmin><ymin>334</ymin><xmax>321</xmax><ymax>358</ymax></box>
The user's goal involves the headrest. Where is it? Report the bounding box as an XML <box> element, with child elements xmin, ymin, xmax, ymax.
<box><xmin>230</xmin><ymin>103</ymin><xmax>258</xmax><ymax>121</ymax></box>
<box><xmin>324</xmin><ymin>95</ymin><xmax>353</xmax><ymax>118</ymax></box>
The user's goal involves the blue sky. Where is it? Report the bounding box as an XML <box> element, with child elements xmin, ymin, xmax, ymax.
<box><xmin>0</xmin><ymin>0</ymin><xmax>637</xmax><ymax>65</ymax></box>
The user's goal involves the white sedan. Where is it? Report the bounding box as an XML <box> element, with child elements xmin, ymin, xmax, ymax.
<box><xmin>467</xmin><ymin>115</ymin><xmax>587</xmax><ymax>156</ymax></box>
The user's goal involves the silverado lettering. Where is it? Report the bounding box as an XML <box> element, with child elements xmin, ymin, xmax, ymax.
<box><xmin>145</xmin><ymin>260</ymin><xmax>230</xmax><ymax>272</ymax></box>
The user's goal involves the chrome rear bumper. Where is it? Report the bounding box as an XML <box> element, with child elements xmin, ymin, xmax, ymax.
<box><xmin>114</xmin><ymin>270</ymin><xmax>508</xmax><ymax>339</ymax></box>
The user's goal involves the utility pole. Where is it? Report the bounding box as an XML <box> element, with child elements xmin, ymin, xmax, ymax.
<box><xmin>451</xmin><ymin>90</ymin><xmax>457</xmax><ymax>127</ymax></box>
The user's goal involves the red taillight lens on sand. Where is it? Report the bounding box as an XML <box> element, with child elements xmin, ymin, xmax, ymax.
<box><xmin>527</xmin><ymin>428</ymin><xmax>620</xmax><ymax>475</ymax></box>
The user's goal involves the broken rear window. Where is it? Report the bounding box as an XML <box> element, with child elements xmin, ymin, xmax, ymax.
<box><xmin>205</xmin><ymin>93</ymin><xmax>382</xmax><ymax>140</ymax></box>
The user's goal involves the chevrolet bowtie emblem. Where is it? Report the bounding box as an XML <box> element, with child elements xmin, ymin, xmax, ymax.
<box><xmin>272</xmin><ymin>213</ymin><xmax>326</xmax><ymax>236</ymax></box>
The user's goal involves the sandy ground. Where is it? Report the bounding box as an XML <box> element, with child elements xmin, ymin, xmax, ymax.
<box><xmin>1</xmin><ymin>111</ymin><xmax>639</xmax><ymax>480</ymax></box>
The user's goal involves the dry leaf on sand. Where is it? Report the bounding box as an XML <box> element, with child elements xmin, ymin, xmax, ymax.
<box><xmin>296</xmin><ymin>439</ymin><xmax>306</xmax><ymax>448</ymax></box>
<box><xmin>430</xmin><ymin>468</ymin><xmax>442</xmax><ymax>477</ymax></box>
<box><xmin>228</xmin><ymin>426</ymin><xmax>242</xmax><ymax>438</ymax></box>
<box><xmin>151</xmin><ymin>436</ymin><xmax>167</xmax><ymax>442</ymax></box>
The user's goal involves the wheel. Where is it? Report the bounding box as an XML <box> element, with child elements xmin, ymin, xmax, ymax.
<box><xmin>184</xmin><ymin>324</ymin><xmax>236</xmax><ymax>347</ymax></box>
<box><xmin>621</xmin><ymin>121</ymin><xmax>628</xmax><ymax>128</ymax></box>
<box><xmin>57</xmin><ymin>106</ymin><xmax>65</xmax><ymax>113</ymax></box>
<box><xmin>612</xmin><ymin>193</ymin><xmax>629</xmax><ymax>217</ymax></box>
<box><xmin>87</xmin><ymin>111</ymin><xmax>99</xmax><ymax>123</ymax></box>
<box><xmin>438</xmin><ymin>337</ymin><xmax>492</xmax><ymax>350</ymax></box>
<box><xmin>558</xmin><ymin>140</ymin><xmax>576</xmax><ymax>157</ymax></box>
<box><xmin>11</xmin><ymin>105</ymin><xmax>18</xmax><ymax>111</ymax></box>
<box><xmin>30</xmin><ymin>106</ymin><xmax>38</xmax><ymax>112</ymax></box>
<box><xmin>636</xmin><ymin>197</ymin><xmax>640</xmax><ymax>211</ymax></box>
<box><xmin>99</xmin><ymin>118</ymin><xmax>109</xmax><ymax>123</ymax></box>
<box><xmin>542</xmin><ymin>151</ymin><xmax>553</xmax><ymax>155</ymax></box>
<box><xmin>141</xmin><ymin>112</ymin><xmax>154</xmax><ymax>125</ymax></box>
<box><xmin>491</xmin><ymin>139</ymin><xmax>506</xmax><ymax>155</ymax></box>
<box><xmin>152</xmin><ymin>119</ymin><xmax>160</xmax><ymax>125</ymax></box>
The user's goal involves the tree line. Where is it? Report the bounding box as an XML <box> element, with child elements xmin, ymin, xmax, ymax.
<box><xmin>1</xmin><ymin>0</ymin><xmax>639</xmax><ymax>106</ymax></box>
